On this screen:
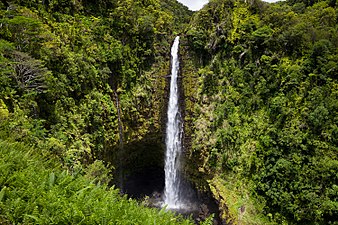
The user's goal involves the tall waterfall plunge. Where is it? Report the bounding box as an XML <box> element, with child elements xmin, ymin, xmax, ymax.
<box><xmin>164</xmin><ymin>36</ymin><xmax>183</xmax><ymax>209</ymax></box>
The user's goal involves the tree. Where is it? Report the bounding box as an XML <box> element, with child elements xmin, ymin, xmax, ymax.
<box><xmin>9</xmin><ymin>51</ymin><xmax>50</xmax><ymax>94</ymax></box>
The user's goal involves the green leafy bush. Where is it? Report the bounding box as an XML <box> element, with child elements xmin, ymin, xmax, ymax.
<box><xmin>0</xmin><ymin>140</ymin><xmax>193</xmax><ymax>224</ymax></box>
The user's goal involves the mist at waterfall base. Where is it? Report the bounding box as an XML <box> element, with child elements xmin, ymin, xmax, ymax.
<box><xmin>122</xmin><ymin>37</ymin><xmax>221</xmax><ymax>223</ymax></box>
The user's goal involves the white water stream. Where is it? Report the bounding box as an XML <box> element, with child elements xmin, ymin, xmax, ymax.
<box><xmin>164</xmin><ymin>36</ymin><xmax>183</xmax><ymax>209</ymax></box>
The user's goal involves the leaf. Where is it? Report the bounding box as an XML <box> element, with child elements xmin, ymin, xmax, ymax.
<box><xmin>0</xmin><ymin>186</ymin><xmax>6</xmax><ymax>202</ymax></box>
<box><xmin>49</xmin><ymin>172</ymin><xmax>55</xmax><ymax>188</ymax></box>
<box><xmin>24</xmin><ymin>214</ymin><xmax>39</xmax><ymax>222</ymax></box>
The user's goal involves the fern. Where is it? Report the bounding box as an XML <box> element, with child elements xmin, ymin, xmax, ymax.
<box><xmin>0</xmin><ymin>140</ymin><xmax>193</xmax><ymax>224</ymax></box>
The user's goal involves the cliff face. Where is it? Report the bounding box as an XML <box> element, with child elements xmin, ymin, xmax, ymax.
<box><xmin>182</xmin><ymin>0</ymin><xmax>338</xmax><ymax>224</ymax></box>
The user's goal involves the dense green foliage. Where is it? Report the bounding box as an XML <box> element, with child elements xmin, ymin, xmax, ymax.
<box><xmin>0</xmin><ymin>140</ymin><xmax>193</xmax><ymax>224</ymax></box>
<box><xmin>0</xmin><ymin>0</ymin><xmax>190</xmax><ymax>168</ymax></box>
<box><xmin>1</xmin><ymin>0</ymin><xmax>337</xmax><ymax>224</ymax></box>
<box><xmin>0</xmin><ymin>0</ymin><xmax>193</xmax><ymax>223</ymax></box>
<box><xmin>185</xmin><ymin>0</ymin><xmax>338</xmax><ymax>224</ymax></box>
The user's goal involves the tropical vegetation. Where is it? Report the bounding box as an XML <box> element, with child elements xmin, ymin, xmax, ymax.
<box><xmin>0</xmin><ymin>0</ymin><xmax>337</xmax><ymax>224</ymax></box>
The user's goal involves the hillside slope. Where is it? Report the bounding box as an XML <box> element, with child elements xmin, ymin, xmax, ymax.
<box><xmin>0</xmin><ymin>0</ymin><xmax>191</xmax><ymax>171</ymax></box>
<box><xmin>184</xmin><ymin>0</ymin><xmax>338</xmax><ymax>224</ymax></box>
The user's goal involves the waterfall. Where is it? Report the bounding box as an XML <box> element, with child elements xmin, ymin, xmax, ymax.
<box><xmin>164</xmin><ymin>36</ymin><xmax>183</xmax><ymax>209</ymax></box>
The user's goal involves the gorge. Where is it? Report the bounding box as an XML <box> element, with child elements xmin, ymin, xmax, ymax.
<box><xmin>0</xmin><ymin>0</ymin><xmax>337</xmax><ymax>224</ymax></box>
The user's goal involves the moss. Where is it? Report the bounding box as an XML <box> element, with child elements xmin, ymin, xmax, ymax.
<box><xmin>208</xmin><ymin>176</ymin><xmax>275</xmax><ymax>225</ymax></box>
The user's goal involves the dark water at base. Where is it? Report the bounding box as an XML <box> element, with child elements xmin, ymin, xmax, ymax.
<box><xmin>123</xmin><ymin>166</ymin><xmax>164</xmax><ymax>198</ymax></box>
<box><xmin>123</xmin><ymin>167</ymin><xmax>223</xmax><ymax>224</ymax></box>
